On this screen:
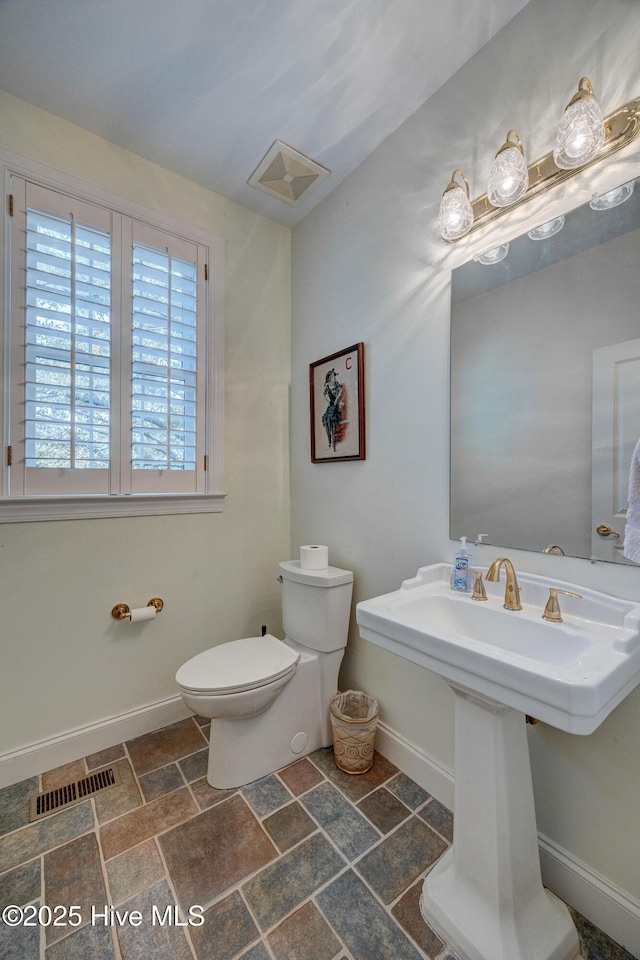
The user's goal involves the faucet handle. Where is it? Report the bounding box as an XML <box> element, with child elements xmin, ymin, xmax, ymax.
<box><xmin>542</xmin><ymin>588</ymin><xmax>582</xmax><ymax>623</ymax></box>
<box><xmin>467</xmin><ymin>569</ymin><xmax>488</xmax><ymax>602</ymax></box>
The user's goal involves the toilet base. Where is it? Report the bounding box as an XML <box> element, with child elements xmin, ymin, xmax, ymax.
<box><xmin>207</xmin><ymin>645</ymin><xmax>341</xmax><ymax>788</ymax></box>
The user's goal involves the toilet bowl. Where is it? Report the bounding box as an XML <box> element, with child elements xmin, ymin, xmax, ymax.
<box><xmin>176</xmin><ymin>634</ymin><xmax>300</xmax><ymax>720</ymax></box>
<box><xmin>176</xmin><ymin>560</ymin><xmax>354</xmax><ymax>788</ymax></box>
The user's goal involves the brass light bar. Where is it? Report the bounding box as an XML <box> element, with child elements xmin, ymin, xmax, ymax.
<box><xmin>450</xmin><ymin>96</ymin><xmax>640</xmax><ymax>242</ymax></box>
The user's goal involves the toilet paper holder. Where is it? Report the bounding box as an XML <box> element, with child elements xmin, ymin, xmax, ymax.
<box><xmin>111</xmin><ymin>597</ymin><xmax>164</xmax><ymax>620</ymax></box>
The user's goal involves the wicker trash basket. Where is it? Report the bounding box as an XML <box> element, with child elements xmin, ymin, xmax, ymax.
<box><xmin>330</xmin><ymin>690</ymin><xmax>379</xmax><ymax>774</ymax></box>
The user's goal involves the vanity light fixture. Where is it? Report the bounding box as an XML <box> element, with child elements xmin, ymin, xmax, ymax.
<box><xmin>439</xmin><ymin>78</ymin><xmax>640</xmax><ymax>242</ymax></box>
<box><xmin>438</xmin><ymin>170</ymin><xmax>474</xmax><ymax>240</ymax></box>
<box><xmin>473</xmin><ymin>243</ymin><xmax>509</xmax><ymax>265</ymax></box>
<box><xmin>527</xmin><ymin>215</ymin><xmax>565</xmax><ymax>239</ymax></box>
<box><xmin>589</xmin><ymin>178</ymin><xmax>635</xmax><ymax>210</ymax></box>
<box><xmin>487</xmin><ymin>131</ymin><xmax>529</xmax><ymax>207</ymax></box>
<box><xmin>553</xmin><ymin>78</ymin><xmax>605</xmax><ymax>170</ymax></box>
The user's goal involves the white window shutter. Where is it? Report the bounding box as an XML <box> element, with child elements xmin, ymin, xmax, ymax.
<box><xmin>11</xmin><ymin>180</ymin><xmax>113</xmax><ymax>496</ymax></box>
<box><xmin>4</xmin><ymin>159</ymin><xmax>220</xmax><ymax>518</ymax></box>
<box><xmin>125</xmin><ymin>221</ymin><xmax>206</xmax><ymax>495</ymax></box>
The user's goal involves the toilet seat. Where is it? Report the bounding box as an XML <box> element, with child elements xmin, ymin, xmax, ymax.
<box><xmin>176</xmin><ymin>634</ymin><xmax>300</xmax><ymax>696</ymax></box>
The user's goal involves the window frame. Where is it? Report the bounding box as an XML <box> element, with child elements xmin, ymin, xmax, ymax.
<box><xmin>0</xmin><ymin>147</ymin><xmax>225</xmax><ymax>521</ymax></box>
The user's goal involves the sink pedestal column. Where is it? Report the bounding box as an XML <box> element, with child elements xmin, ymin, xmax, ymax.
<box><xmin>420</xmin><ymin>684</ymin><xmax>580</xmax><ymax>960</ymax></box>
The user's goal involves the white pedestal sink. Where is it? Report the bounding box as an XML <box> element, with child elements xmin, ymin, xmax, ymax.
<box><xmin>356</xmin><ymin>563</ymin><xmax>640</xmax><ymax>960</ymax></box>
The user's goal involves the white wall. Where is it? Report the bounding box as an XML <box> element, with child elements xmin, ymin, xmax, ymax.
<box><xmin>291</xmin><ymin>0</ymin><xmax>640</xmax><ymax>922</ymax></box>
<box><xmin>0</xmin><ymin>91</ymin><xmax>291</xmax><ymax>757</ymax></box>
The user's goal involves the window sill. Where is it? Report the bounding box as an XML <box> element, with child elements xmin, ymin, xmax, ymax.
<box><xmin>0</xmin><ymin>493</ymin><xmax>226</xmax><ymax>522</ymax></box>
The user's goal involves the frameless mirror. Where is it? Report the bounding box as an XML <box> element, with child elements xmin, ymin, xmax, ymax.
<box><xmin>450</xmin><ymin>175</ymin><xmax>640</xmax><ymax>564</ymax></box>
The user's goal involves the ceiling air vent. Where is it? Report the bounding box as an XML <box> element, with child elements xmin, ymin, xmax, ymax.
<box><xmin>29</xmin><ymin>765</ymin><xmax>122</xmax><ymax>821</ymax></box>
<box><xmin>248</xmin><ymin>140</ymin><xmax>330</xmax><ymax>205</ymax></box>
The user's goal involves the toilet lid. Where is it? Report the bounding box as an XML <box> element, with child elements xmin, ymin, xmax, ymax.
<box><xmin>176</xmin><ymin>634</ymin><xmax>300</xmax><ymax>695</ymax></box>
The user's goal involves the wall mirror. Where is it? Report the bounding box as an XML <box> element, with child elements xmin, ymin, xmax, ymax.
<box><xmin>450</xmin><ymin>174</ymin><xmax>640</xmax><ymax>565</ymax></box>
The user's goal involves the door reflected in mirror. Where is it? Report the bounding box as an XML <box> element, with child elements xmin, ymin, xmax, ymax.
<box><xmin>450</xmin><ymin>176</ymin><xmax>640</xmax><ymax>565</ymax></box>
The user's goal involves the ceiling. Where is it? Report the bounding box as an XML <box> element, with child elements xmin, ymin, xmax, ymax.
<box><xmin>0</xmin><ymin>0</ymin><xmax>531</xmax><ymax>226</ymax></box>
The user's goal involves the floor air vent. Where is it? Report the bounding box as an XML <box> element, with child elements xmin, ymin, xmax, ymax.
<box><xmin>29</xmin><ymin>765</ymin><xmax>122</xmax><ymax>821</ymax></box>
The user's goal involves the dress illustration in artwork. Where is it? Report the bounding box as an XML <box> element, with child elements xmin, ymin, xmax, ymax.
<box><xmin>321</xmin><ymin>368</ymin><xmax>348</xmax><ymax>452</ymax></box>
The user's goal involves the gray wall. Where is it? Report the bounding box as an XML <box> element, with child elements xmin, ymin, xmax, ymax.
<box><xmin>291</xmin><ymin>0</ymin><xmax>640</xmax><ymax>918</ymax></box>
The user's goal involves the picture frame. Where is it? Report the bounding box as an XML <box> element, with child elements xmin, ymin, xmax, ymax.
<box><xmin>309</xmin><ymin>343</ymin><xmax>365</xmax><ymax>463</ymax></box>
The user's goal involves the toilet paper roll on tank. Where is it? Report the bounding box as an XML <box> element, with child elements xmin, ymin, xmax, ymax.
<box><xmin>300</xmin><ymin>545</ymin><xmax>329</xmax><ymax>569</ymax></box>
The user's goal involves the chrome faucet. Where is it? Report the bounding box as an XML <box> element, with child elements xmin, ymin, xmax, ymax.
<box><xmin>485</xmin><ymin>557</ymin><xmax>522</xmax><ymax>611</ymax></box>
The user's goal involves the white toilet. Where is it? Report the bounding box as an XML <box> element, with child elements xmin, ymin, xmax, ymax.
<box><xmin>176</xmin><ymin>559</ymin><xmax>354</xmax><ymax>788</ymax></box>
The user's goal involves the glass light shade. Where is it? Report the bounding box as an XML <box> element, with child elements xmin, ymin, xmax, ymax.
<box><xmin>473</xmin><ymin>243</ymin><xmax>509</xmax><ymax>265</ymax></box>
<box><xmin>589</xmin><ymin>180</ymin><xmax>634</xmax><ymax>210</ymax></box>
<box><xmin>487</xmin><ymin>133</ymin><xmax>529</xmax><ymax>207</ymax></box>
<box><xmin>553</xmin><ymin>78</ymin><xmax>605</xmax><ymax>170</ymax></box>
<box><xmin>527</xmin><ymin>215</ymin><xmax>565</xmax><ymax>240</ymax></box>
<box><xmin>439</xmin><ymin>171</ymin><xmax>473</xmax><ymax>240</ymax></box>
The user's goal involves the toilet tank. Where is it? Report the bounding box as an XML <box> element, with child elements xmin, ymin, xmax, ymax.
<box><xmin>278</xmin><ymin>561</ymin><xmax>353</xmax><ymax>652</ymax></box>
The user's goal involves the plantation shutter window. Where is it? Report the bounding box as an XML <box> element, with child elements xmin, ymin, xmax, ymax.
<box><xmin>124</xmin><ymin>220</ymin><xmax>206</xmax><ymax>495</ymax></box>
<box><xmin>10</xmin><ymin>182</ymin><xmax>113</xmax><ymax>496</ymax></box>
<box><xmin>5</xmin><ymin>167</ymin><xmax>221</xmax><ymax>518</ymax></box>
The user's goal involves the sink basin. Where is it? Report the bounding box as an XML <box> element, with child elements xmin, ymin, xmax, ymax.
<box><xmin>356</xmin><ymin>562</ymin><xmax>640</xmax><ymax>735</ymax></box>
<box><xmin>357</xmin><ymin>563</ymin><xmax>640</xmax><ymax>960</ymax></box>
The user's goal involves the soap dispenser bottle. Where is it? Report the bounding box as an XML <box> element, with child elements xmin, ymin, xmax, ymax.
<box><xmin>451</xmin><ymin>536</ymin><xmax>472</xmax><ymax>592</ymax></box>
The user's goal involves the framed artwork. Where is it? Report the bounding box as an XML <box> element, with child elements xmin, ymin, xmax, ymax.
<box><xmin>310</xmin><ymin>343</ymin><xmax>365</xmax><ymax>462</ymax></box>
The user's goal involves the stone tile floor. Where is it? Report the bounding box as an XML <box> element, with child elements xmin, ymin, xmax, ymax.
<box><xmin>0</xmin><ymin>715</ymin><xmax>634</xmax><ymax>960</ymax></box>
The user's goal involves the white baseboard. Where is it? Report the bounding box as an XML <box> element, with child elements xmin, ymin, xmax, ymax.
<box><xmin>0</xmin><ymin>695</ymin><xmax>192</xmax><ymax>788</ymax></box>
<box><xmin>2</xmin><ymin>703</ymin><xmax>638</xmax><ymax>957</ymax></box>
<box><xmin>539</xmin><ymin>836</ymin><xmax>640</xmax><ymax>958</ymax></box>
<box><xmin>375</xmin><ymin>719</ymin><xmax>455</xmax><ymax>809</ymax></box>
<box><xmin>376</xmin><ymin>720</ymin><xmax>640</xmax><ymax>959</ymax></box>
